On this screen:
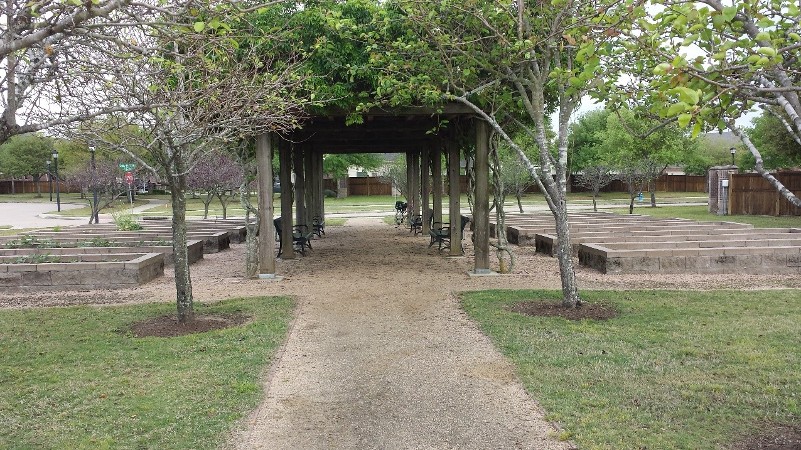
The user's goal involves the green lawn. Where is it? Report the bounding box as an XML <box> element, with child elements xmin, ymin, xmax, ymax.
<box><xmin>0</xmin><ymin>297</ymin><xmax>293</xmax><ymax>449</ymax></box>
<box><xmin>462</xmin><ymin>289</ymin><xmax>801</xmax><ymax>449</ymax></box>
<box><xmin>612</xmin><ymin>204</ymin><xmax>801</xmax><ymax>228</ymax></box>
<box><xmin>54</xmin><ymin>198</ymin><xmax>150</xmax><ymax>217</ymax></box>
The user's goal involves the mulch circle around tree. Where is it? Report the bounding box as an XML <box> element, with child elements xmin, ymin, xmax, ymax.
<box><xmin>507</xmin><ymin>300</ymin><xmax>618</xmax><ymax>321</ymax></box>
<box><xmin>130</xmin><ymin>313</ymin><xmax>249</xmax><ymax>338</ymax></box>
<box><xmin>731</xmin><ymin>425</ymin><xmax>801</xmax><ymax>450</ymax></box>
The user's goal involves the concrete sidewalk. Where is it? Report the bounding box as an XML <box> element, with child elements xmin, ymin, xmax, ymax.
<box><xmin>0</xmin><ymin>202</ymin><xmax>86</xmax><ymax>229</ymax></box>
<box><xmin>0</xmin><ymin>199</ymin><xmax>168</xmax><ymax>229</ymax></box>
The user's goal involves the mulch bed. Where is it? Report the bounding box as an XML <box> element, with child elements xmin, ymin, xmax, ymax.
<box><xmin>130</xmin><ymin>313</ymin><xmax>249</xmax><ymax>337</ymax></box>
<box><xmin>507</xmin><ymin>300</ymin><xmax>618</xmax><ymax>321</ymax></box>
<box><xmin>731</xmin><ymin>425</ymin><xmax>801</xmax><ymax>450</ymax></box>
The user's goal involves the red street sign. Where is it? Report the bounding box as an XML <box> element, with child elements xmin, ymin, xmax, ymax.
<box><xmin>124</xmin><ymin>171</ymin><xmax>134</xmax><ymax>185</ymax></box>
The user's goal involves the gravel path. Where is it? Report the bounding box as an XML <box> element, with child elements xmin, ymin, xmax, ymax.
<box><xmin>231</xmin><ymin>216</ymin><xmax>570</xmax><ymax>450</ymax></box>
<box><xmin>2</xmin><ymin>215</ymin><xmax>800</xmax><ymax>448</ymax></box>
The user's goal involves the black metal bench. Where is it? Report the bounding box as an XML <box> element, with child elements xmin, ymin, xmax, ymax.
<box><xmin>409</xmin><ymin>214</ymin><xmax>423</xmax><ymax>235</ymax></box>
<box><xmin>312</xmin><ymin>216</ymin><xmax>325</xmax><ymax>238</ymax></box>
<box><xmin>274</xmin><ymin>218</ymin><xmax>314</xmax><ymax>256</ymax></box>
<box><xmin>429</xmin><ymin>214</ymin><xmax>471</xmax><ymax>252</ymax></box>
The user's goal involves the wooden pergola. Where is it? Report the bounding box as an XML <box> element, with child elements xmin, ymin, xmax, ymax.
<box><xmin>255</xmin><ymin>104</ymin><xmax>493</xmax><ymax>277</ymax></box>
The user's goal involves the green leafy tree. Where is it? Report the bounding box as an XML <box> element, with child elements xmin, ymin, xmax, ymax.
<box><xmin>608</xmin><ymin>1</ymin><xmax>801</xmax><ymax>206</ymax></box>
<box><xmin>568</xmin><ymin>109</ymin><xmax>611</xmax><ymax>174</ymax></box>
<box><xmin>598</xmin><ymin>110</ymin><xmax>699</xmax><ymax>207</ymax></box>
<box><xmin>324</xmin><ymin>153</ymin><xmax>383</xmax><ymax>197</ymax></box>
<box><xmin>71</xmin><ymin>3</ymin><xmax>308</xmax><ymax>324</ymax></box>
<box><xmin>0</xmin><ymin>133</ymin><xmax>54</xmax><ymax>196</ymax></box>
<box><xmin>375</xmin><ymin>0</ymin><xmax>641</xmax><ymax>308</ymax></box>
<box><xmin>744</xmin><ymin>110</ymin><xmax>801</xmax><ymax>170</ymax></box>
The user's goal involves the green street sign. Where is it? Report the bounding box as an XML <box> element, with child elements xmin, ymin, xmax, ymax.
<box><xmin>119</xmin><ymin>163</ymin><xmax>136</xmax><ymax>171</ymax></box>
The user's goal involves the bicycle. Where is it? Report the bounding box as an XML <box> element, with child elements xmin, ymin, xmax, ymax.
<box><xmin>394</xmin><ymin>201</ymin><xmax>407</xmax><ymax>227</ymax></box>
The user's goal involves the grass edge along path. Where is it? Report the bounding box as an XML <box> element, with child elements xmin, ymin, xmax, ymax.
<box><xmin>612</xmin><ymin>204</ymin><xmax>801</xmax><ymax>229</ymax></box>
<box><xmin>461</xmin><ymin>289</ymin><xmax>801</xmax><ymax>449</ymax></box>
<box><xmin>0</xmin><ymin>297</ymin><xmax>293</xmax><ymax>449</ymax></box>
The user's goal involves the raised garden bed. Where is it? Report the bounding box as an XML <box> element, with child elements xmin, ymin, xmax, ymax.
<box><xmin>0</xmin><ymin>252</ymin><xmax>164</xmax><ymax>290</ymax></box>
<box><xmin>5</xmin><ymin>231</ymin><xmax>229</xmax><ymax>253</ymax></box>
<box><xmin>578</xmin><ymin>243</ymin><xmax>801</xmax><ymax>275</ymax></box>
<box><xmin>0</xmin><ymin>240</ymin><xmax>203</xmax><ymax>265</ymax></box>
<box><xmin>533</xmin><ymin>228</ymin><xmax>790</xmax><ymax>256</ymax></box>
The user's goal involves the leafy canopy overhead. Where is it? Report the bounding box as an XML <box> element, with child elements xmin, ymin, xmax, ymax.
<box><xmin>607</xmin><ymin>1</ymin><xmax>801</xmax><ymax>137</ymax></box>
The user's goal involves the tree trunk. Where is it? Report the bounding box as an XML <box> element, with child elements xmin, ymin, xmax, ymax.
<box><xmin>516</xmin><ymin>194</ymin><xmax>524</xmax><ymax>213</ymax></box>
<box><xmin>649</xmin><ymin>180</ymin><xmax>657</xmax><ymax>207</ymax></box>
<box><xmin>171</xmin><ymin>171</ymin><xmax>194</xmax><ymax>323</ymax></box>
<box><xmin>592</xmin><ymin>194</ymin><xmax>598</xmax><ymax>212</ymax></box>
<box><xmin>240</xmin><ymin>180</ymin><xmax>259</xmax><ymax>278</ymax></box>
<box><xmin>202</xmin><ymin>193</ymin><xmax>213</xmax><ymax>219</ymax></box>
<box><xmin>629</xmin><ymin>196</ymin><xmax>635</xmax><ymax>214</ymax></box>
<box><xmin>218</xmin><ymin>193</ymin><xmax>229</xmax><ymax>219</ymax></box>
<box><xmin>553</xmin><ymin>200</ymin><xmax>581</xmax><ymax>308</ymax></box>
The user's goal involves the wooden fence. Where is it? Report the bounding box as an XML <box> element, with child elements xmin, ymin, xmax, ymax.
<box><xmin>519</xmin><ymin>174</ymin><xmax>707</xmax><ymax>194</ymax></box>
<box><xmin>0</xmin><ymin>180</ymin><xmax>73</xmax><ymax>195</ymax></box>
<box><xmin>347</xmin><ymin>177</ymin><xmax>392</xmax><ymax>196</ymax></box>
<box><xmin>301</xmin><ymin>173</ymin><xmax>708</xmax><ymax>197</ymax></box>
<box><xmin>729</xmin><ymin>172</ymin><xmax>801</xmax><ymax>216</ymax></box>
<box><xmin>654</xmin><ymin>175</ymin><xmax>707</xmax><ymax>192</ymax></box>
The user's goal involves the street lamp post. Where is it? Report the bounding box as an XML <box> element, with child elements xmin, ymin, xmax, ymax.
<box><xmin>89</xmin><ymin>146</ymin><xmax>99</xmax><ymax>224</ymax></box>
<box><xmin>46</xmin><ymin>160</ymin><xmax>52</xmax><ymax>201</ymax></box>
<box><xmin>52</xmin><ymin>150</ymin><xmax>60</xmax><ymax>212</ymax></box>
<box><xmin>730</xmin><ymin>147</ymin><xmax>736</xmax><ymax>166</ymax></box>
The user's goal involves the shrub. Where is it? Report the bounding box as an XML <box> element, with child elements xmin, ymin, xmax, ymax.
<box><xmin>113</xmin><ymin>213</ymin><xmax>143</xmax><ymax>231</ymax></box>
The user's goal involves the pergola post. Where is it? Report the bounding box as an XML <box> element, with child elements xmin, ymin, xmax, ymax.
<box><xmin>316</xmin><ymin>151</ymin><xmax>325</xmax><ymax>220</ymax></box>
<box><xmin>308</xmin><ymin>148</ymin><xmax>321</xmax><ymax>221</ymax></box>
<box><xmin>279</xmin><ymin>139</ymin><xmax>295</xmax><ymax>260</ymax></box>
<box><xmin>421</xmin><ymin>143</ymin><xmax>431</xmax><ymax>233</ymax></box>
<box><xmin>405</xmin><ymin>151</ymin><xmax>415</xmax><ymax>222</ymax></box>
<box><xmin>448</xmin><ymin>138</ymin><xmax>462</xmax><ymax>256</ymax></box>
<box><xmin>257</xmin><ymin>133</ymin><xmax>278</xmax><ymax>278</ymax></box>
<box><xmin>411</xmin><ymin>151</ymin><xmax>421</xmax><ymax>219</ymax></box>
<box><xmin>304</xmin><ymin>148</ymin><xmax>314</xmax><ymax>227</ymax></box>
<box><xmin>294</xmin><ymin>144</ymin><xmax>307</xmax><ymax>227</ymax></box>
<box><xmin>473</xmin><ymin>120</ymin><xmax>491</xmax><ymax>271</ymax></box>
<box><xmin>432</xmin><ymin>142</ymin><xmax>443</xmax><ymax>225</ymax></box>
